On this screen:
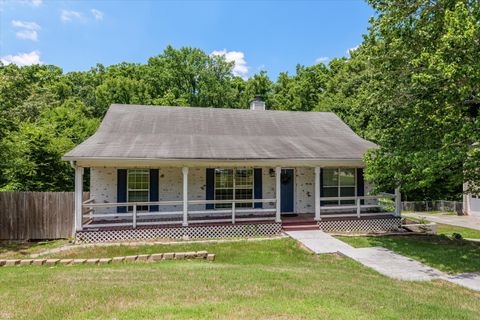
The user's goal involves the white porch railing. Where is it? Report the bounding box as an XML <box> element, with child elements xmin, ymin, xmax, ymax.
<box><xmin>81</xmin><ymin>193</ymin><xmax>400</xmax><ymax>229</ymax></box>
<box><xmin>317</xmin><ymin>193</ymin><xmax>399</xmax><ymax>220</ymax></box>
<box><xmin>82</xmin><ymin>198</ymin><xmax>277</xmax><ymax>229</ymax></box>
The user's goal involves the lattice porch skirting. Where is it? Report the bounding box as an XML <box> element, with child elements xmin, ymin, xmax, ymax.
<box><xmin>318</xmin><ymin>217</ymin><xmax>402</xmax><ymax>233</ymax></box>
<box><xmin>76</xmin><ymin>223</ymin><xmax>283</xmax><ymax>243</ymax></box>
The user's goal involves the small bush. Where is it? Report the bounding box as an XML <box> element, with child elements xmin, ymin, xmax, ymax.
<box><xmin>452</xmin><ymin>233</ymin><xmax>463</xmax><ymax>240</ymax></box>
<box><xmin>418</xmin><ymin>217</ymin><xmax>428</xmax><ymax>225</ymax></box>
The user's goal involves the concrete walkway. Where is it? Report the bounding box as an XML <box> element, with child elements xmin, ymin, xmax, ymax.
<box><xmin>286</xmin><ymin>230</ymin><xmax>480</xmax><ymax>291</ymax></box>
<box><xmin>341</xmin><ymin>247</ymin><xmax>444</xmax><ymax>281</ymax></box>
<box><xmin>403</xmin><ymin>213</ymin><xmax>480</xmax><ymax>230</ymax></box>
<box><xmin>442</xmin><ymin>273</ymin><xmax>480</xmax><ymax>291</ymax></box>
<box><xmin>285</xmin><ymin>230</ymin><xmax>353</xmax><ymax>254</ymax></box>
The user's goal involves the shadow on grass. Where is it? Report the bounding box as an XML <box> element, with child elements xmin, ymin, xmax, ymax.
<box><xmin>0</xmin><ymin>240</ymin><xmax>67</xmax><ymax>259</ymax></box>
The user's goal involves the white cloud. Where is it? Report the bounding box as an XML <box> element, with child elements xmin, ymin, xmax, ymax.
<box><xmin>61</xmin><ymin>10</ymin><xmax>83</xmax><ymax>22</ymax></box>
<box><xmin>12</xmin><ymin>20</ymin><xmax>40</xmax><ymax>41</ymax></box>
<box><xmin>1</xmin><ymin>51</ymin><xmax>42</xmax><ymax>66</ymax></box>
<box><xmin>315</xmin><ymin>56</ymin><xmax>329</xmax><ymax>64</ymax></box>
<box><xmin>91</xmin><ymin>9</ymin><xmax>104</xmax><ymax>20</ymax></box>
<box><xmin>16</xmin><ymin>30</ymin><xmax>38</xmax><ymax>41</ymax></box>
<box><xmin>12</xmin><ymin>20</ymin><xmax>40</xmax><ymax>30</ymax></box>
<box><xmin>1</xmin><ymin>1</ymin><xmax>41</xmax><ymax>10</ymax></box>
<box><xmin>211</xmin><ymin>49</ymin><xmax>249</xmax><ymax>78</ymax></box>
<box><xmin>346</xmin><ymin>45</ymin><xmax>359</xmax><ymax>55</ymax></box>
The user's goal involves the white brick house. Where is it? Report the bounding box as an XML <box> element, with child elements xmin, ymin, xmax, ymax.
<box><xmin>63</xmin><ymin>98</ymin><xmax>401</xmax><ymax>241</ymax></box>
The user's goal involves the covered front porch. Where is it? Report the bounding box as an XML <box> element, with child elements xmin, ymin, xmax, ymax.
<box><xmin>73</xmin><ymin>162</ymin><xmax>401</xmax><ymax>240</ymax></box>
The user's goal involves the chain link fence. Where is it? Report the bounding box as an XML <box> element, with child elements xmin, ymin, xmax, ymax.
<box><xmin>401</xmin><ymin>200</ymin><xmax>463</xmax><ymax>214</ymax></box>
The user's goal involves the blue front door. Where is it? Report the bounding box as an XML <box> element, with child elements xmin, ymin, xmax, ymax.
<box><xmin>281</xmin><ymin>169</ymin><xmax>294</xmax><ymax>213</ymax></box>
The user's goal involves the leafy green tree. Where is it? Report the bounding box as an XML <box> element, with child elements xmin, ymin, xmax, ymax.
<box><xmin>272</xmin><ymin>63</ymin><xmax>329</xmax><ymax>111</ymax></box>
<box><xmin>95</xmin><ymin>77</ymin><xmax>152</xmax><ymax>115</ymax></box>
<box><xmin>146</xmin><ymin>46</ymin><xmax>237</xmax><ymax>108</ymax></box>
<box><xmin>1</xmin><ymin>100</ymin><xmax>99</xmax><ymax>191</ymax></box>
<box><xmin>241</xmin><ymin>70</ymin><xmax>273</xmax><ymax>108</ymax></box>
<box><xmin>360</xmin><ymin>0</ymin><xmax>480</xmax><ymax>200</ymax></box>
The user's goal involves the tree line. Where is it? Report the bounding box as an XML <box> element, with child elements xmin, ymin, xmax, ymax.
<box><xmin>0</xmin><ymin>0</ymin><xmax>478</xmax><ymax>201</ymax></box>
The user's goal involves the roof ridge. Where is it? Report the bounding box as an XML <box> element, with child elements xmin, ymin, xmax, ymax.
<box><xmin>110</xmin><ymin>103</ymin><xmax>336</xmax><ymax>115</ymax></box>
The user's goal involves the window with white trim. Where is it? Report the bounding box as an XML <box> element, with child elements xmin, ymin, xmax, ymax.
<box><xmin>127</xmin><ymin>169</ymin><xmax>149</xmax><ymax>211</ymax></box>
<box><xmin>214</xmin><ymin>168</ymin><xmax>254</xmax><ymax>209</ymax></box>
<box><xmin>323</xmin><ymin>168</ymin><xmax>356</xmax><ymax>205</ymax></box>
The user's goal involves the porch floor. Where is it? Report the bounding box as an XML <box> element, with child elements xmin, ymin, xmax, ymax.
<box><xmin>83</xmin><ymin>213</ymin><xmax>276</xmax><ymax>231</ymax></box>
<box><xmin>82</xmin><ymin>212</ymin><xmax>397</xmax><ymax>231</ymax></box>
<box><xmin>282</xmin><ymin>213</ymin><xmax>397</xmax><ymax>223</ymax></box>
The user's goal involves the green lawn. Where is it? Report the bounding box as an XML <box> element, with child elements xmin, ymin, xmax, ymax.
<box><xmin>403</xmin><ymin>210</ymin><xmax>456</xmax><ymax>215</ymax></box>
<box><xmin>1</xmin><ymin>238</ymin><xmax>480</xmax><ymax>319</ymax></box>
<box><xmin>337</xmin><ymin>235</ymin><xmax>480</xmax><ymax>274</ymax></box>
<box><xmin>405</xmin><ymin>215</ymin><xmax>480</xmax><ymax>239</ymax></box>
<box><xmin>436</xmin><ymin>223</ymin><xmax>480</xmax><ymax>239</ymax></box>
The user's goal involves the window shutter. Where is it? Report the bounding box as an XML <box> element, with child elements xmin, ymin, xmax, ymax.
<box><xmin>149</xmin><ymin>169</ymin><xmax>159</xmax><ymax>212</ymax></box>
<box><xmin>117</xmin><ymin>169</ymin><xmax>127</xmax><ymax>213</ymax></box>
<box><xmin>206</xmin><ymin>168</ymin><xmax>215</xmax><ymax>210</ymax></box>
<box><xmin>254</xmin><ymin>168</ymin><xmax>263</xmax><ymax>208</ymax></box>
<box><xmin>320</xmin><ymin>168</ymin><xmax>325</xmax><ymax>206</ymax></box>
<box><xmin>357</xmin><ymin>168</ymin><xmax>365</xmax><ymax>204</ymax></box>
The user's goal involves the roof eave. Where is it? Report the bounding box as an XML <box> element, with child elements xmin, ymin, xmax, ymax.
<box><xmin>63</xmin><ymin>156</ymin><xmax>367</xmax><ymax>168</ymax></box>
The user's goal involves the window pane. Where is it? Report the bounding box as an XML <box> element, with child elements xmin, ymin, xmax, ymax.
<box><xmin>215</xmin><ymin>169</ymin><xmax>233</xmax><ymax>209</ymax></box>
<box><xmin>324</xmin><ymin>187</ymin><xmax>339</xmax><ymax>198</ymax></box>
<box><xmin>340</xmin><ymin>187</ymin><xmax>355</xmax><ymax>197</ymax></box>
<box><xmin>235</xmin><ymin>188</ymin><xmax>253</xmax><ymax>208</ymax></box>
<box><xmin>235</xmin><ymin>169</ymin><xmax>253</xmax><ymax>188</ymax></box>
<box><xmin>215</xmin><ymin>189</ymin><xmax>233</xmax><ymax>209</ymax></box>
<box><xmin>323</xmin><ymin>169</ymin><xmax>338</xmax><ymax>187</ymax></box>
<box><xmin>128</xmin><ymin>191</ymin><xmax>149</xmax><ymax>202</ymax></box>
<box><xmin>340</xmin><ymin>187</ymin><xmax>355</xmax><ymax>205</ymax></box>
<box><xmin>339</xmin><ymin>168</ymin><xmax>355</xmax><ymax>186</ymax></box>
<box><xmin>215</xmin><ymin>169</ymin><xmax>233</xmax><ymax>188</ymax></box>
<box><xmin>235</xmin><ymin>169</ymin><xmax>253</xmax><ymax>207</ymax></box>
<box><xmin>214</xmin><ymin>168</ymin><xmax>254</xmax><ymax>209</ymax></box>
<box><xmin>127</xmin><ymin>169</ymin><xmax>150</xmax><ymax>212</ymax></box>
<box><xmin>323</xmin><ymin>187</ymin><xmax>338</xmax><ymax>205</ymax></box>
<box><xmin>128</xmin><ymin>169</ymin><xmax>149</xmax><ymax>190</ymax></box>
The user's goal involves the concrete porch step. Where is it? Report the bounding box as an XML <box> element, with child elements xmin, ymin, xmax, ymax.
<box><xmin>283</xmin><ymin>225</ymin><xmax>319</xmax><ymax>231</ymax></box>
<box><xmin>282</xmin><ymin>220</ymin><xmax>317</xmax><ymax>226</ymax></box>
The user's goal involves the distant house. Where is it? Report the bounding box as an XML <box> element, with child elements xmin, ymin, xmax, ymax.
<box><xmin>63</xmin><ymin>97</ymin><xmax>401</xmax><ymax>242</ymax></box>
<box><xmin>463</xmin><ymin>184</ymin><xmax>480</xmax><ymax>216</ymax></box>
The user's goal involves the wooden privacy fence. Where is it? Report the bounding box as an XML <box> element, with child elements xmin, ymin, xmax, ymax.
<box><xmin>0</xmin><ymin>192</ymin><xmax>89</xmax><ymax>240</ymax></box>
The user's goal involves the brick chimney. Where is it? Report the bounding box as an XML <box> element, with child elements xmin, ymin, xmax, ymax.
<box><xmin>250</xmin><ymin>95</ymin><xmax>266</xmax><ymax>111</ymax></box>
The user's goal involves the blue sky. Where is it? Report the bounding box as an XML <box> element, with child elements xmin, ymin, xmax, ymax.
<box><xmin>0</xmin><ymin>0</ymin><xmax>374</xmax><ymax>79</ymax></box>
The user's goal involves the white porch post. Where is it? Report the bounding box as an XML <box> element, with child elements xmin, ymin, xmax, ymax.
<box><xmin>463</xmin><ymin>183</ymin><xmax>470</xmax><ymax>215</ymax></box>
<box><xmin>182</xmin><ymin>167</ymin><xmax>189</xmax><ymax>226</ymax></box>
<box><xmin>314</xmin><ymin>167</ymin><xmax>321</xmax><ymax>221</ymax></box>
<box><xmin>74</xmin><ymin>166</ymin><xmax>84</xmax><ymax>232</ymax></box>
<box><xmin>394</xmin><ymin>187</ymin><xmax>401</xmax><ymax>217</ymax></box>
<box><xmin>275</xmin><ymin>167</ymin><xmax>281</xmax><ymax>223</ymax></box>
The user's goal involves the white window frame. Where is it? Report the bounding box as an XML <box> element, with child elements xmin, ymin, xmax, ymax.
<box><xmin>127</xmin><ymin>169</ymin><xmax>150</xmax><ymax>212</ymax></box>
<box><xmin>322</xmin><ymin>168</ymin><xmax>357</xmax><ymax>206</ymax></box>
<box><xmin>214</xmin><ymin>168</ymin><xmax>254</xmax><ymax>209</ymax></box>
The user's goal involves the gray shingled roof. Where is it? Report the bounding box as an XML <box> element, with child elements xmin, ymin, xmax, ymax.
<box><xmin>63</xmin><ymin>104</ymin><xmax>376</xmax><ymax>160</ymax></box>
